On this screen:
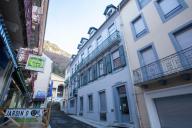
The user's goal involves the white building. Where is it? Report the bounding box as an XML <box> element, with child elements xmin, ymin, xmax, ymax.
<box><xmin>67</xmin><ymin>3</ymin><xmax>139</xmax><ymax>127</ymax></box>
<box><xmin>47</xmin><ymin>73</ymin><xmax>66</xmax><ymax>111</ymax></box>
<box><xmin>33</xmin><ymin>54</ymin><xmax>53</xmax><ymax>108</ymax></box>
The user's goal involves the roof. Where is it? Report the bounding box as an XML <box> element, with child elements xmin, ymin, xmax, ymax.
<box><xmin>87</xmin><ymin>27</ymin><xmax>97</xmax><ymax>34</ymax></box>
<box><xmin>103</xmin><ymin>4</ymin><xmax>117</xmax><ymax>16</ymax></box>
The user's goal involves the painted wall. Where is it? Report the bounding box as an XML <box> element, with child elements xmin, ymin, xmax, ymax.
<box><xmin>120</xmin><ymin>0</ymin><xmax>192</xmax><ymax>128</ymax></box>
<box><xmin>33</xmin><ymin>54</ymin><xmax>53</xmax><ymax>99</ymax></box>
<box><xmin>120</xmin><ymin>0</ymin><xmax>192</xmax><ymax>70</ymax></box>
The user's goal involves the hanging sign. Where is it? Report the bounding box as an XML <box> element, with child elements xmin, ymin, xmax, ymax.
<box><xmin>25</xmin><ymin>54</ymin><xmax>46</xmax><ymax>72</ymax></box>
<box><xmin>4</xmin><ymin>108</ymin><xmax>44</xmax><ymax>118</ymax></box>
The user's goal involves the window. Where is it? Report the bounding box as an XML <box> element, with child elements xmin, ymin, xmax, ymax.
<box><xmin>138</xmin><ymin>44</ymin><xmax>161</xmax><ymax>80</ymax></box>
<box><xmin>97</xmin><ymin>36</ymin><xmax>103</xmax><ymax>46</ymax></box>
<box><xmin>75</xmin><ymin>64</ymin><xmax>77</xmax><ymax>71</ymax></box>
<box><xmin>112</xmin><ymin>46</ymin><xmax>126</xmax><ymax>69</ymax></box>
<box><xmin>70</xmin><ymin>99</ymin><xmax>74</xmax><ymax>108</ymax></box>
<box><xmin>81</xmin><ymin>53</ymin><xmax>84</xmax><ymax>62</ymax></box>
<box><xmin>88</xmin><ymin>45</ymin><xmax>92</xmax><ymax>55</ymax></box>
<box><xmin>108</xmin><ymin>24</ymin><xmax>116</xmax><ymax>35</ymax></box>
<box><xmin>112</xmin><ymin>50</ymin><xmax>121</xmax><ymax>69</ymax></box>
<box><xmin>80</xmin><ymin>97</ymin><xmax>83</xmax><ymax>112</ymax></box>
<box><xmin>173</xmin><ymin>24</ymin><xmax>192</xmax><ymax>50</ymax></box>
<box><xmin>88</xmin><ymin>94</ymin><xmax>93</xmax><ymax>112</ymax></box>
<box><xmin>131</xmin><ymin>15</ymin><xmax>148</xmax><ymax>40</ymax></box>
<box><xmin>88</xmin><ymin>67</ymin><xmax>93</xmax><ymax>82</ymax></box>
<box><xmin>169</xmin><ymin>22</ymin><xmax>192</xmax><ymax>67</ymax></box>
<box><xmin>98</xmin><ymin>60</ymin><xmax>104</xmax><ymax>76</ymax></box>
<box><xmin>137</xmin><ymin>0</ymin><xmax>151</xmax><ymax>9</ymax></box>
<box><xmin>154</xmin><ymin>0</ymin><xmax>187</xmax><ymax>22</ymax></box>
<box><xmin>99</xmin><ymin>91</ymin><xmax>107</xmax><ymax>121</ymax></box>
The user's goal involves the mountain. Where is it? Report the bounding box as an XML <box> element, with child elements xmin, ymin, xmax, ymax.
<box><xmin>43</xmin><ymin>40</ymin><xmax>71</xmax><ymax>77</ymax></box>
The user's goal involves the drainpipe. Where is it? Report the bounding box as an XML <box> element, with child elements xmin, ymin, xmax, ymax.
<box><xmin>117</xmin><ymin>2</ymin><xmax>141</xmax><ymax>128</ymax></box>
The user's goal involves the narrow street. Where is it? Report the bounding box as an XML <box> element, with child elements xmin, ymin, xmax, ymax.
<box><xmin>50</xmin><ymin>103</ymin><xmax>95</xmax><ymax>128</ymax></box>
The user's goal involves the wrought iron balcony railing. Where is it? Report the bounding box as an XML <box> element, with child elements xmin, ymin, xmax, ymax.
<box><xmin>77</xmin><ymin>31</ymin><xmax>121</xmax><ymax>71</ymax></box>
<box><xmin>133</xmin><ymin>46</ymin><xmax>192</xmax><ymax>85</ymax></box>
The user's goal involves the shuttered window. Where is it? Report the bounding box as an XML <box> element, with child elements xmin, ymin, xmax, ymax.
<box><xmin>133</xmin><ymin>16</ymin><xmax>147</xmax><ymax>37</ymax></box>
<box><xmin>137</xmin><ymin>0</ymin><xmax>151</xmax><ymax>9</ymax></box>
<box><xmin>99</xmin><ymin>91</ymin><xmax>107</xmax><ymax>112</ymax></box>
<box><xmin>174</xmin><ymin>26</ymin><xmax>192</xmax><ymax>50</ymax></box>
<box><xmin>98</xmin><ymin>59</ymin><xmax>104</xmax><ymax>76</ymax></box>
<box><xmin>108</xmin><ymin>23</ymin><xmax>116</xmax><ymax>35</ymax></box>
<box><xmin>80</xmin><ymin>97</ymin><xmax>83</xmax><ymax>112</ymax></box>
<box><xmin>88</xmin><ymin>95</ymin><xmax>93</xmax><ymax>112</ymax></box>
<box><xmin>112</xmin><ymin>50</ymin><xmax>121</xmax><ymax>69</ymax></box>
<box><xmin>97</xmin><ymin>36</ymin><xmax>103</xmax><ymax>46</ymax></box>
<box><xmin>159</xmin><ymin>0</ymin><xmax>181</xmax><ymax>17</ymax></box>
<box><xmin>106</xmin><ymin>54</ymin><xmax>112</xmax><ymax>73</ymax></box>
<box><xmin>112</xmin><ymin>46</ymin><xmax>126</xmax><ymax>69</ymax></box>
<box><xmin>155</xmin><ymin>0</ymin><xmax>187</xmax><ymax>22</ymax></box>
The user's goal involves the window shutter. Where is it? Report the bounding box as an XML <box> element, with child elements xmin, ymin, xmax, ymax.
<box><xmin>103</xmin><ymin>57</ymin><xmax>107</xmax><ymax>75</ymax></box>
<box><xmin>95</xmin><ymin>63</ymin><xmax>98</xmax><ymax>79</ymax></box>
<box><xmin>106</xmin><ymin>54</ymin><xmax>112</xmax><ymax>73</ymax></box>
<box><xmin>119</xmin><ymin>46</ymin><xmax>126</xmax><ymax>67</ymax></box>
<box><xmin>85</xmin><ymin>70</ymin><xmax>88</xmax><ymax>85</ymax></box>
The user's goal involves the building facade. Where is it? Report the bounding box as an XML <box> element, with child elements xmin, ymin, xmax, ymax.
<box><xmin>0</xmin><ymin>0</ymin><xmax>49</xmax><ymax>111</ymax></box>
<box><xmin>120</xmin><ymin>0</ymin><xmax>192</xmax><ymax>127</ymax></box>
<box><xmin>33</xmin><ymin>54</ymin><xmax>53</xmax><ymax>108</ymax></box>
<box><xmin>47</xmin><ymin>73</ymin><xmax>66</xmax><ymax>110</ymax></box>
<box><xmin>67</xmin><ymin>3</ymin><xmax>139</xmax><ymax>127</ymax></box>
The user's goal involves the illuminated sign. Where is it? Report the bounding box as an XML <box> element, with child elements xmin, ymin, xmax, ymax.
<box><xmin>25</xmin><ymin>54</ymin><xmax>46</xmax><ymax>72</ymax></box>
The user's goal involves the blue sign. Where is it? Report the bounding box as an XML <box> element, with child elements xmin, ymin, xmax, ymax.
<box><xmin>47</xmin><ymin>80</ymin><xmax>53</xmax><ymax>97</ymax></box>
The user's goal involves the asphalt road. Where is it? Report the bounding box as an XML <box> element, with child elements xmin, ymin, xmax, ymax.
<box><xmin>50</xmin><ymin>103</ymin><xmax>95</xmax><ymax>128</ymax></box>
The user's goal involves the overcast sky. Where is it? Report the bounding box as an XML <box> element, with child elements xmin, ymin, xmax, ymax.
<box><xmin>45</xmin><ymin>0</ymin><xmax>121</xmax><ymax>55</ymax></box>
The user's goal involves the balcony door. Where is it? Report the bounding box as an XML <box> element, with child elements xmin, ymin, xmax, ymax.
<box><xmin>140</xmin><ymin>45</ymin><xmax>161</xmax><ymax>80</ymax></box>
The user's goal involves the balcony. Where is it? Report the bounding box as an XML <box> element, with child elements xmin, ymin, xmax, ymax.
<box><xmin>133</xmin><ymin>46</ymin><xmax>192</xmax><ymax>85</ymax></box>
<box><xmin>78</xmin><ymin>31</ymin><xmax>121</xmax><ymax>71</ymax></box>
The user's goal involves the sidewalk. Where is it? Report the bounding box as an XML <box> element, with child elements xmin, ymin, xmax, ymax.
<box><xmin>69</xmin><ymin>115</ymin><xmax>135</xmax><ymax>128</ymax></box>
<box><xmin>69</xmin><ymin>115</ymin><xmax>108</xmax><ymax>128</ymax></box>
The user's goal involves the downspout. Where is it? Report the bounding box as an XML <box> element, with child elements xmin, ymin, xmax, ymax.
<box><xmin>117</xmin><ymin>3</ymin><xmax>141</xmax><ymax>128</ymax></box>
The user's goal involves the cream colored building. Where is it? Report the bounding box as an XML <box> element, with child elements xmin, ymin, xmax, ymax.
<box><xmin>120</xmin><ymin>0</ymin><xmax>192</xmax><ymax>128</ymax></box>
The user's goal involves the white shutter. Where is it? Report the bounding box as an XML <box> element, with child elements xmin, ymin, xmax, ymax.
<box><xmin>175</xmin><ymin>27</ymin><xmax>192</xmax><ymax>50</ymax></box>
<box><xmin>141</xmin><ymin>48</ymin><xmax>156</xmax><ymax>65</ymax></box>
<box><xmin>159</xmin><ymin>0</ymin><xmax>180</xmax><ymax>15</ymax></box>
<box><xmin>134</xmin><ymin>17</ymin><xmax>145</xmax><ymax>35</ymax></box>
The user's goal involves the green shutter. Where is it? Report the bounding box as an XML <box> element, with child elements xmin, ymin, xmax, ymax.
<box><xmin>106</xmin><ymin>54</ymin><xmax>112</xmax><ymax>73</ymax></box>
<box><xmin>103</xmin><ymin>58</ymin><xmax>107</xmax><ymax>75</ymax></box>
<box><xmin>95</xmin><ymin>63</ymin><xmax>98</xmax><ymax>80</ymax></box>
<box><xmin>119</xmin><ymin>46</ymin><xmax>126</xmax><ymax>67</ymax></box>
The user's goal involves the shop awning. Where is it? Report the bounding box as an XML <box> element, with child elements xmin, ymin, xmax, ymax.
<box><xmin>0</xmin><ymin>15</ymin><xmax>28</xmax><ymax>95</ymax></box>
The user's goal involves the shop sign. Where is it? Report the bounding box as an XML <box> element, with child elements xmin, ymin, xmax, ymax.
<box><xmin>25</xmin><ymin>54</ymin><xmax>46</xmax><ymax>72</ymax></box>
<box><xmin>5</xmin><ymin>109</ymin><xmax>44</xmax><ymax>118</ymax></box>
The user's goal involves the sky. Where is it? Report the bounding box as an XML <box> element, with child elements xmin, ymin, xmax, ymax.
<box><xmin>45</xmin><ymin>0</ymin><xmax>121</xmax><ymax>55</ymax></box>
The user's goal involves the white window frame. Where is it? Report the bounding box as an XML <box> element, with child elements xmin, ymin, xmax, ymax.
<box><xmin>144</xmin><ymin>84</ymin><xmax>192</xmax><ymax>128</ymax></box>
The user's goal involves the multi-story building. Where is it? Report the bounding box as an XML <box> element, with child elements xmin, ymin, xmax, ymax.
<box><xmin>33</xmin><ymin>54</ymin><xmax>52</xmax><ymax>108</ymax></box>
<box><xmin>0</xmin><ymin>0</ymin><xmax>49</xmax><ymax>110</ymax></box>
<box><xmin>120</xmin><ymin>0</ymin><xmax>192</xmax><ymax>127</ymax></box>
<box><xmin>67</xmin><ymin>2</ymin><xmax>139</xmax><ymax>127</ymax></box>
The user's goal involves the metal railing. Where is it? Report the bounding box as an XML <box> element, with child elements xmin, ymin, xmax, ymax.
<box><xmin>77</xmin><ymin>31</ymin><xmax>121</xmax><ymax>71</ymax></box>
<box><xmin>133</xmin><ymin>46</ymin><xmax>192</xmax><ymax>85</ymax></box>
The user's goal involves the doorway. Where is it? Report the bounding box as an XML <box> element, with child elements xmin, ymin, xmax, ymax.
<box><xmin>114</xmin><ymin>85</ymin><xmax>130</xmax><ymax>123</ymax></box>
